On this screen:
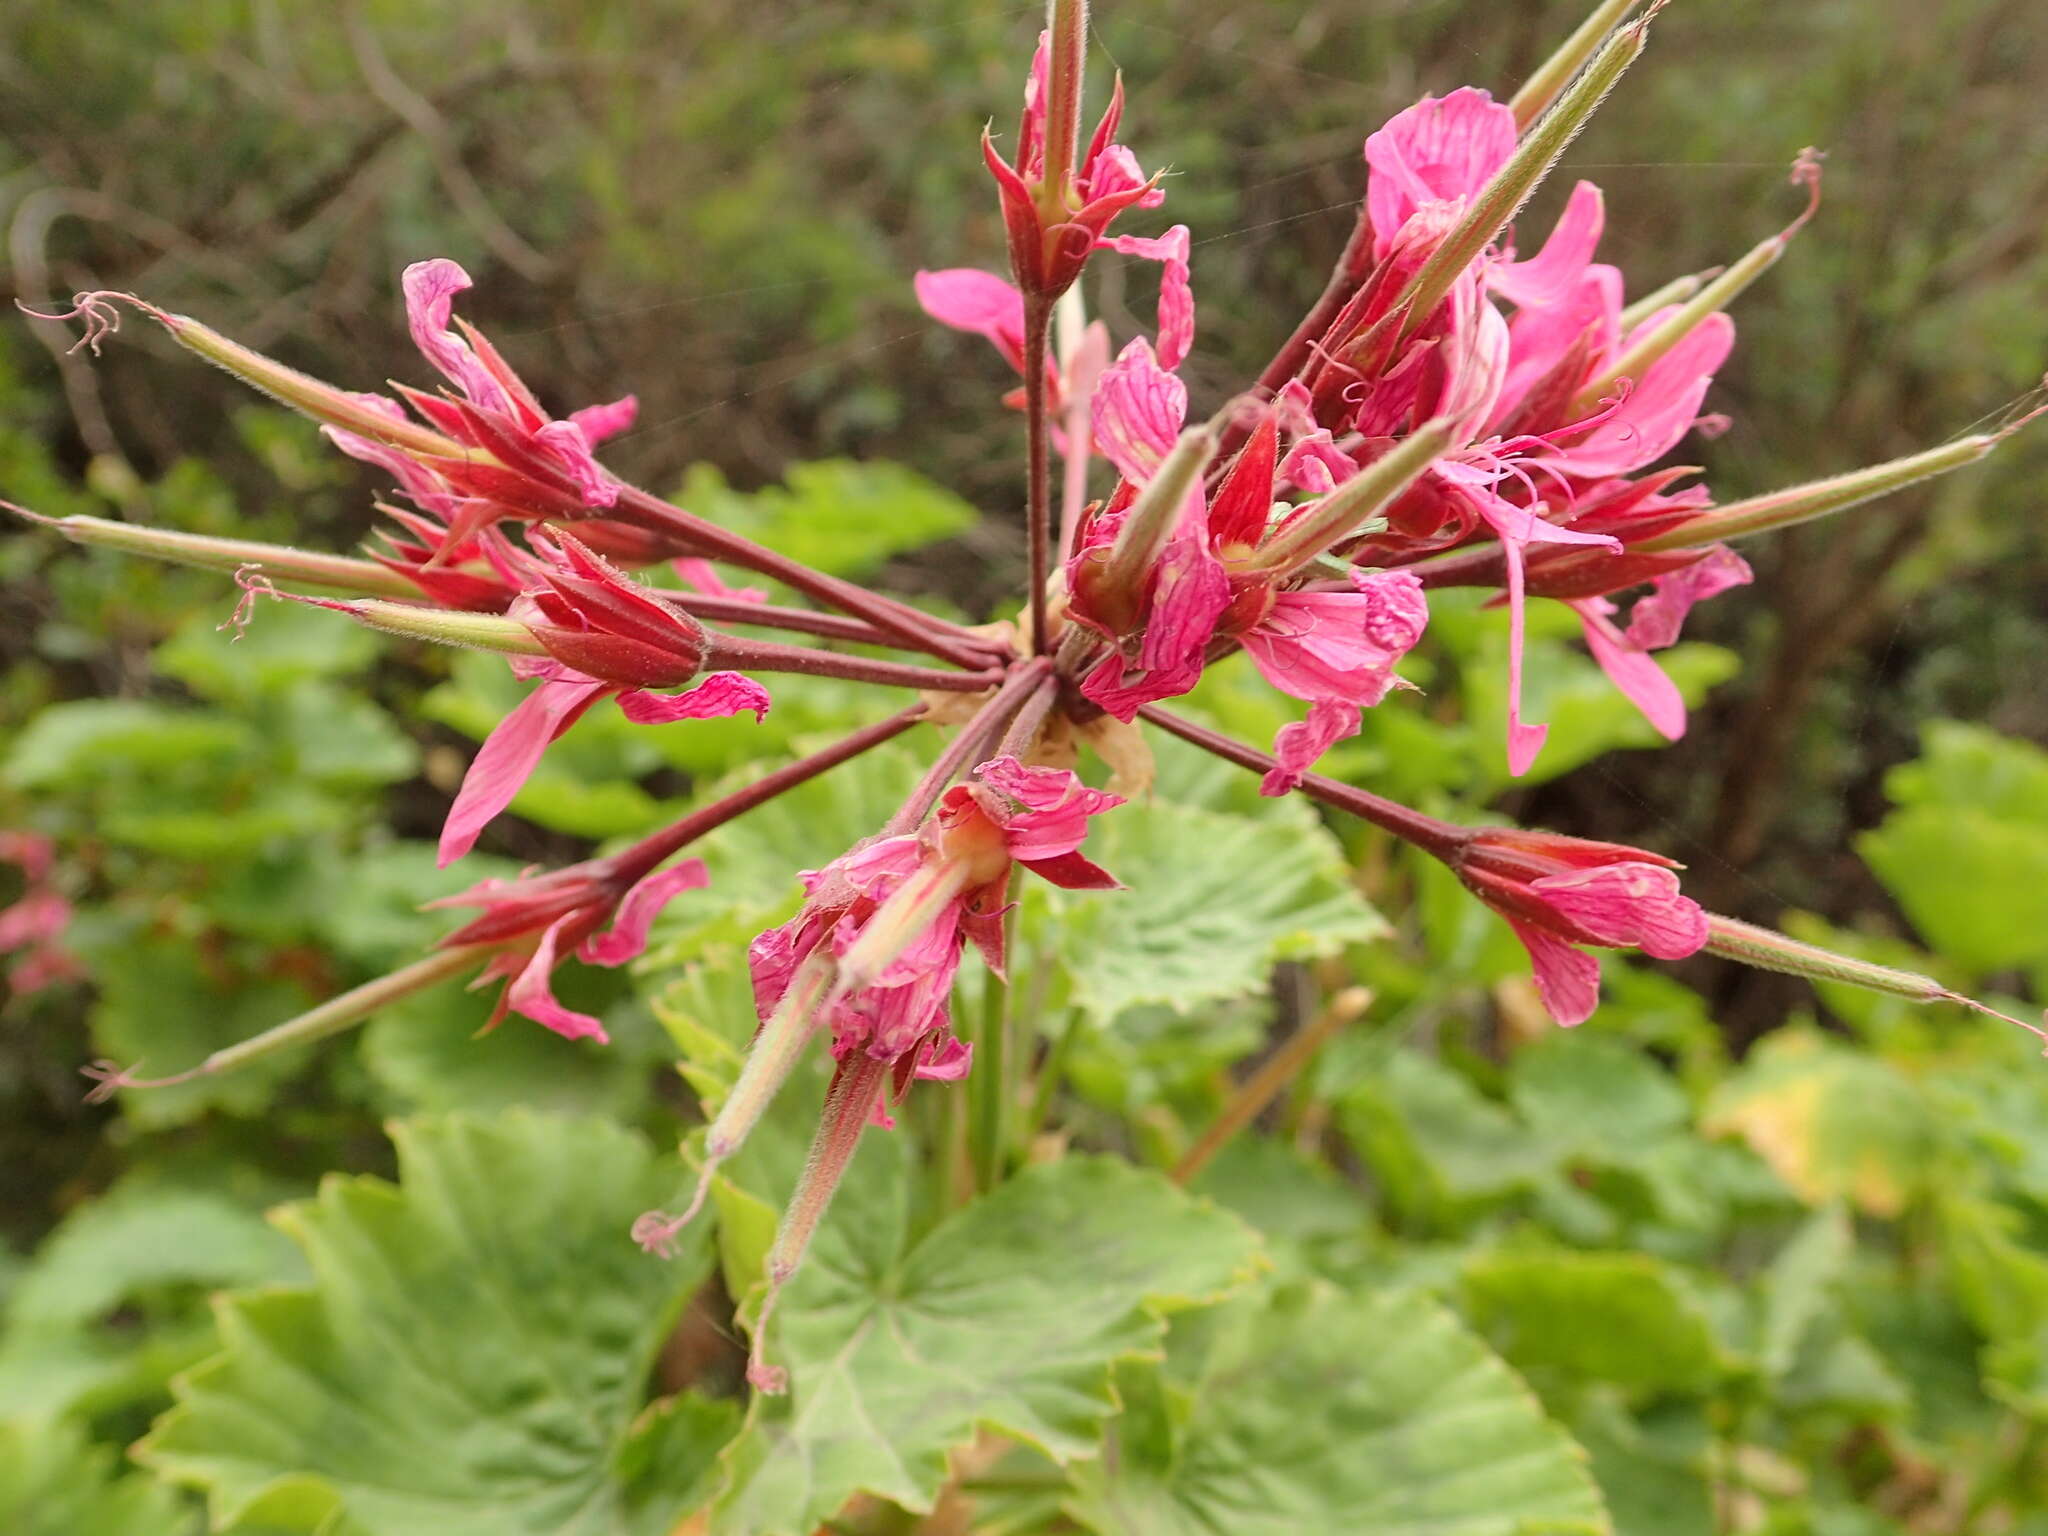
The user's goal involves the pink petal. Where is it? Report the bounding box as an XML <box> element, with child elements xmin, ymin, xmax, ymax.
<box><xmin>1364</xmin><ymin>88</ymin><xmax>1517</xmax><ymax>249</ymax></box>
<box><xmin>1570</xmin><ymin>598</ymin><xmax>1686</xmax><ymax>742</ymax></box>
<box><xmin>505</xmin><ymin>917</ymin><xmax>610</xmax><ymax>1042</ymax></box>
<box><xmin>1493</xmin><ymin>265</ymin><xmax>1622</xmax><ymax>429</ymax></box>
<box><xmin>1561</xmin><ymin>311</ymin><xmax>1735</xmax><ymax>478</ymax></box>
<box><xmin>1530</xmin><ymin>863</ymin><xmax>1708</xmax><ymax>960</ymax></box>
<box><xmin>1082</xmin><ymin>143</ymin><xmax>1163</xmax><ymax>209</ymax></box>
<box><xmin>912</xmin><ymin>1034</ymin><xmax>974</xmax><ymax>1082</ymax></box>
<box><xmin>1097</xmin><ymin>225</ymin><xmax>1194</xmax><ymax>370</ymax></box>
<box><xmin>1502</xmin><ymin>539</ymin><xmax>1549</xmax><ymax>779</ymax></box>
<box><xmin>977</xmin><ymin>756</ymin><xmax>1124</xmax><ymax>861</ymax></box>
<box><xmin>532</xmin><ymin>419</ymin><xmax>619</xmax><ymax>509</ymax></box>
<box><xmin>615</xmin><ymin>671</ymin><xmax>771</xmax><ymax>725</ymax></box>
<box><xmin>0</xmin><ymin>890</ymin><xmax>71</xmax><ymax>951</ymax></box>
<box><xmin>1260</xmin><ymin>698</ymin><xmax>1362</xmax><ymax>796</ymax></box>
<box><xmin>914</xmin><ymin>268</ymin><xmax>1027</xmax><ymax>374</ymax></box>
<box><xmin>1626</xmin><ymin>545</ymin><xmax>1753</xmax><ymax>649</ymax></box>
<box><xmin>580</xmin><ymin>859</ymin><xmax>711</xmax><ymax>967</ymax></box>
<box><xmin>1490</xmin><ymin>180</ymin><xmax>1605</xmax><ymax>310</ymax></box>
<box><xmin>1241</xmin><ymin>570</ymin><xmax>1427</xmax><ymax>707</ymax></box>
<box><xmin>837</xmin><ymin>834</ymin><xmax>926</xmax><ymax>898</ymax></box>
<box><xmin>439</xmin><ymin>675</ymin><xmax>611</xmax><ymax>866</ymax></box>
<box><xmin>672</xmin><ymin>558</ymin><xmax>769</xmax><ymax>605</ymax></box>
<box><xmin>400</xmin><ymin>259</ymin><xmax>516</xmax><ymax>417</ymax></box>
<box><xmin>1091</xmin><ymin>338</ymin><xmax>1187</xmax><ymax>484</ymax></box>
<box><xmin>1503</xmin><ymin>916</ymin><xmax>1603</xmax><ymax>1026</ymax></box>
<box><xmin>1278</xmin><ymin>431</ymin><xmax>1358</xmax><ymax>495</ymax></box>
<box><xmin>569</xmin><ymin>395</ymin><xmax>639</xmax><ymax>445</ymax></box>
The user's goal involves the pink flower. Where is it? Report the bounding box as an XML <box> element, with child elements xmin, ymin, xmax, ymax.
<box><xmin>1454</xmin><ymin>827</ymin><xmax>1709</xmax><ymax>1025</ymax></box>
<box><xmin>752</xmin><ymin>757</ymin><xmax>1121</xmax><ymax>1081</ymax></box>
<box><xmin>436</xmin><ymin>532</ymin><xmax>771</xmax><ymax>865</ymax></box>
<box><xmin>0</xmin><ymin>832</ymin><xmax>84</xmax><ymax>1001</ymax></box>
<box><xmin>431</xmin><ymin>854</ymin><xmax>712</xmax><ymax>1042</ymax></box>
<box><xmin>1069</xmin><ymin>364</ymin><xmax>1430</xmax><ymax>764</ymax></box>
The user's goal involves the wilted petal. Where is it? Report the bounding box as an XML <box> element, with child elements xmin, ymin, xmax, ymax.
<box><xmin>1626</xmin><ymin>544</ymin><xmax>1753</xmax><ymax>649</ymax></box>
<box><xmin>532</xmin><ymin>419</ymin><xmax>619</xmax><ymax>509</ymax></box>
<box><xmin>1260</xmin><ymin>698</ymin><xmax>1362</xmax><ymax>796</ymax></box>
<box><xmin>1570</xmin><ymin>598</ymin><xmax>1686</xmax><ymax>742</ymax></box>
<box><xmin>1097</xmin><ymin>225</ymin><xmax>1194</xmax><ymax>369</ymax></box>
<box><xmin>569</xmin><ymin>395</ymin><xmax>639</xmax><ymax>445</ymax></box>
<box><xmin>580</xmin><ymin>859</ymin><xmax>711</xmax><ymax>967</ymax></box>
<box><xmin>616</xmin><ymin>671</ymin><xmax>771</xmax><ymax>725</ymax></box>
<box><xmin>439</xmin><ymin>674</ymin><xmax>611</xmax><ymax>866</ymax></box>
<box><xmin>401</xmin><ymin>259</ymin><xmax>517</xmax><ymax>417</ymax></box>
<box><xmin>1241</xmin><ymin>570</ymin><xmax>1427</xmax><ymax>708</ymax></box>
<box><xmin>504</xmin><ymin>917</ymin><xmax>610</xmax><ymax>1042</ymax></box>
<box><xmin>1503</xmin><ymin>916</ymin><xmax>1603</xmax><ymax>1026</ymax></box>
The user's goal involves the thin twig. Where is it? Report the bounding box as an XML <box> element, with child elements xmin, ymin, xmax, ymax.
<box><xmin>1172</xmin><ymin>986</ymin><xmax>1373</xmax><ymax>1185</ymax></box>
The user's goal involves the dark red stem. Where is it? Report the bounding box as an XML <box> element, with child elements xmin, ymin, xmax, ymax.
<box><xmin>1137</xmin><ymin>704</ymin><xmax>1464</xmax><ymax>858</ymax></box>
<box><xmin>660</xmin><ymin>591</ymin><xmax>990</xmax><ymax>654</ymax></box>
<box><xmin>608</xmin><ymin>484</ymin><xmax>994</xmax><ymax>669</ymax></box>
<box><xmin>706</xmin><ymin>634</ymin><xmax>1005</xmax><ymax>692</ymax></box>
<box><xmin>890</xmin><ymin>658</ymin><xmax>1053</xmax><ymax>833</ymax></box>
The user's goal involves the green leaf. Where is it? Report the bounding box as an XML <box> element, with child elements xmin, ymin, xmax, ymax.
<box><xmin>1883</xmin><ymin>721</ymin><xmax>2048</xmax><ymax>825</ymax></box>
<box><xmin>7</xmin><ymin>1183</ymin><xmax>301</xmax><ymax>1332</ymax></box>
<box><xmin>153</xmin><ymin>600</ymin><xmax>380</xmax><ymax>701</ymax></box>
<box><xmin>1461</xmin><ymin>1249</ymin><xmax>1732</xmax><ymax>1395</ymax></box>
<box><xmin>713</xmin><ymin>1152</ymin><xmax>1262</xmax><ymax>1535</ymax></box>
<box><xmin>1510</xmin><ymin>1032</ymin><xmax>1692</xmax><ymax>1160</ymax></box>
<box><xmin>1028</xmin><ymin>796</ymin><xmax>1385</xmax><ymax>1026</ymax></box>
<box><xmin>358</xmin><ymin>981</ymin><xmax>656</xmax><ymax>1119</ymax></box>
<box><xmin>1341</xmin><ymin>1049</ymin><xmax>1553</xmax><ymax>1229</ymax></box>
<box><xmin>82</xmin><ymin>932</ymin><xmax>314</xmax><ymax>1129</ymax></box>
<box><xmin>673</xmin><ymin>459</ymin><xmax>976</xmax><ymax>578</ymax></box>
<box><xmin>137</xmin><ymin>1112</ymin><xmax>722</xmax><ymax>1534</ymax></box>
<box><xmin>1856</xmin><ymin>807</ymin><xmax>2048</xmax><ymax>978</ymax></box>
<box><xmin>1757</xmin><ymin>1206</ymin><xmax>1852</xmax><ymax>1380</ymax></box>
<box><xmin>0</xmin><ymin>1414</ymin><xmax>193</xmax><ymax>1536</ymax></box>
<box><xmin>1701</xmin><ymin>1028</ymin><xmax>1939</xmax><ymax>1218</ymax></box>
<box><xmin>2</xmin><ymin>699</ymin><xmax>253</xmax><ymax>789</ymax></box>
<box><xmin>1066</xmin><ymin>1281</ymin><xmax>1609</xmax><ymax>1535</ymax></box>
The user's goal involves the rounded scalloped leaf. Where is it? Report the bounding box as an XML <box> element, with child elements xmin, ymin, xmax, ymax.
<box><xmin>0</xmin><ymin>1415</ymin><xmax>191</xmax><ymax>1536</ymax></box>
<box><xmin>135</xmin><ymin>1111</ymin><xmax>719</xmax><ymax>1535</ymax></box>
<box><xmin>713</xmin><ymin>1152</ymin><xmax>1265</xmax><ymax>1535</ymax></box>
<box><xmin>1066</xmin><ymin>1281</ymin><xmax>1611</xmax><ymax>1535</ymax></box>
<box><xmin>1027</xmin><ymin>796</ymin><xmax>1386</xmax><ymax>1025</ymax></box>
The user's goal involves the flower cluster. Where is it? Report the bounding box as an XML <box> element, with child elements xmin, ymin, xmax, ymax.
<box><xmin>20</xmin><ymin>0</ymin><xmax>2044</xmax><ymax>1397</ymax></box>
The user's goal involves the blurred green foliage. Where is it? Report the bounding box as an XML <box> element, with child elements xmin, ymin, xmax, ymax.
<box><xmin>4</xmin><ymin>0</ymin><xmax>2047</xmax><ymax>1531</ymax></box>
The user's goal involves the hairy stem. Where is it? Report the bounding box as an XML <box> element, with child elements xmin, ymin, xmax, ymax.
<box><xmin>706</xmin><ymin>634</ymin><xmax>1005</xmax><ymax>692</ymax></box>
<box><xmin>888</xmin><ymin>658</ymin><xmax>1054</xmax><ymax>834</ymax></box>
<box><xmin>1138</xmin><ymin>705</ymin><xmax>1463</xmax><ymax>857</ymax></box>
<box><xmin>1023</xmin><ymin>295</ymin><xmax>1056</xmax><ymax>653</ymax></box>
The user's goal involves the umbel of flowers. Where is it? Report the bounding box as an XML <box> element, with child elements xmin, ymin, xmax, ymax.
<box><xmin>15</xmin><ymin>0</ymin><xmax>2045</xmax><ymax>1393</ymax></box>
